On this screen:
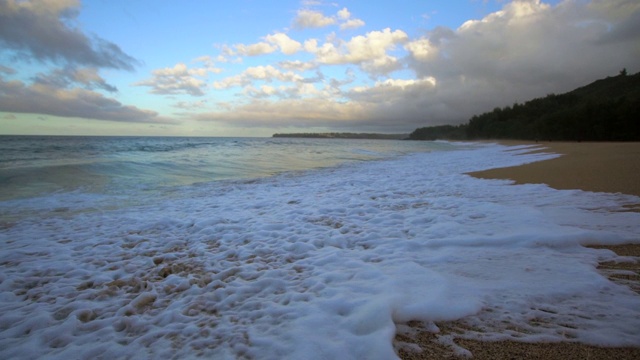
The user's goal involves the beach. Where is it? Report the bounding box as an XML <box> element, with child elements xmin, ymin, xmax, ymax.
<box><xmin>2</xmin><ymin>138</ymin><xmax>640</xmax><ymax>359</ymax></box>
<box><xmin>397</xmin><ymin>141</ymin><xmax>640</xmax><ymax>359</ymax></box>
<box><xmin>470</xmin><ymin>141</ymin><xmax>640</xmax><ymax>197</ymax></box>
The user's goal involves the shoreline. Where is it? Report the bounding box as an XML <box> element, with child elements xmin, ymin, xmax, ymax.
<box><xmin>397</xmin><ymin>141</ymin><xmax>640</xmax><ymax>359</ymax></box>
<box><xmin>468</xmin><ymin>140</ymin><xmax>640</xmax><ymax>253</ymax></box>
<box><xmin>468</xmin><ymin>141</ymin><xmax>640</xmax><ymax>197</ymax></box>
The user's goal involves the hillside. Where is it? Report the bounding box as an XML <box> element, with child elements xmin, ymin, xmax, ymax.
<box><xmin>410</xmin><ymin>71</ymin><xmax>640</xmax><ymax>141</ymax></box>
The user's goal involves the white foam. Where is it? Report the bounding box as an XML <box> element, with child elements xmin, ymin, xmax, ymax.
<box><xmin>1</xmin><ymin>142</ymin><xmax>639</xmax><ymax>359</ymax></box>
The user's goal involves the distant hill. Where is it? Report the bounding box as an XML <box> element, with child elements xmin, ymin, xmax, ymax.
<box><xmin>410</xmin><ymin>71</ymin><xmax>640</xmax><ymax>141</ymax></box>
<box><xmin>273</xmin><ymin>132</ymin><xmax>408</xmax><ymax>140</ymax></box>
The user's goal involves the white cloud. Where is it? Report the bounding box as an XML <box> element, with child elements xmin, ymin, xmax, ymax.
<box><xmin>340</xmin><ymin>18</ymin><xmax>365</xmax><ymax>30</ymax></box>
<box><xmin>293</xmin><ymin>9</ymin><xmax>336</xmax><ymax>29</ymax></box>
<box><xmin>404</xmin><ymin>38</ymin><xmax>438</xmax><ymax>62</ymax></box>
<box><xmin>320</xmin><ymin>28</ymin><xmax>408</xmax><ymax>64</ymax></box>
<box><xmin>234</xmin><ymin>42</ymin><xmax>277</xmax><ymax>56</ymax></box>
<box><xmin>264</xmin><ymin>33</ymin><xmax>303</xmax><ymax>55</ymax></box>
<box><xmin>293</xmin><ymin>7</ymin><xmax>364</xmax><ymax>31</ymax></box>
<box><xmin>214</xmin><ymin>65</ymin><xmax>304</xmax><ymax>89</ymax></box>
<box><xmin>361</xmin><ymin>55</ymin><xmax>402</xmax><ymax>76</ymax></box>
<box><xmin>337</xmin><ymin>8</ymin><xmax>350</xmax><ymax>21</ymax></box>
<box><xmin>305</xmin><ymin>28</ymin><xmax>408</xmax><ymax>76</ymax></box>
<box><xmin>243</xmin><ymin>83</ymin><xmax>322</xmax><ymax>99</ymax></box>
<box><xmin>191</xmin><ymin>55</ymin><xmax>224</xmax><ymax>76</ymax></box>
<box><xmin>135</xmin><ymin>61</ymin><xmax>221</xmax><ymax>96</ymax></box>
<box><xmin>257</xmin><ymin>85</ymin><xmax>278</xmax><ymax>96</ymax></box>
<box><xmin>337</xmin><ymin>7</ymin><xmax>365</xmax><ymax>30</ymax></box>
<box><xmin>228</xmin><ymin>33</ymin><xmax>302</xmax><ymax>57</ymax></box>
<box><xmin>278</xmin><ymin>60</ymin><xmax>317</xmax><ymax>71</ymax></box>
<box><xmin>303</xmin><ymin>38</ymin><xmax>320</xmax><ymax>53</ymax></box>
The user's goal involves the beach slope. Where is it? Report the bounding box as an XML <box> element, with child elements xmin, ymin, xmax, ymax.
<box><xmin>469</xmin><ymin>141</ymin><xmax>640</xmax><ymax>197</ymax></box>
<box><xmin>397</xmin><ymin>141</ymin><xmax>640</xmax><ymax>360</ymax></box>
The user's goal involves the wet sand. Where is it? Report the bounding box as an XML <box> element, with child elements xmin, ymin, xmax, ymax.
<box><xmin>469</xmin><ymin>141</ymin><xmax>640</xmax><ymax>197</ymax></box>
<box><xmin>396</xmin><ymin>141</ymin><xmax>640</xmax><ymax>359</ymax></box>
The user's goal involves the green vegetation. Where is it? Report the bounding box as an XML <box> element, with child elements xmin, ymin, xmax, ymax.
<box><xmin>273</xmin><ymin>132</ymin><xmax>408</xmax><ymax>140</ymax></box>
<box><xmin>410</xmin><ymin>71</ymin><xmax>640</xmax><ymax>141</ymax></box>
<box><xmin>406</xmin><ymin>125</ymin><xmax>468</xmax><ymax>140</ymax></box>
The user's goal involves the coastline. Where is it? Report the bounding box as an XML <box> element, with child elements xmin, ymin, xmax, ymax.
<box><xmin>468</xmin><ymin>141</ymin><xmax>640</xmax><ymax>197</ymax></box>
<box><xmin>396</xmin><ymin>141</ymin><xmax>640</xmax><ymax>359</ymax></box>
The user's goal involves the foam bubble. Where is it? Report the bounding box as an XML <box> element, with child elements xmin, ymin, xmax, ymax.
<box><xmin>1</xmin><ymin>143</ymin><xmax>639</xmax><ymax>359</ymax></box>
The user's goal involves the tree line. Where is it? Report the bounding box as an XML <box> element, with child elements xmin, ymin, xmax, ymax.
<box><xmin>409</xmin><ymin>71</ymin><xmax>640</xmax><ymax>141</ymax></box>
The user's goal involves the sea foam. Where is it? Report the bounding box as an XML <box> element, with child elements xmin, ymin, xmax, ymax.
<box><xmin>1</xmin><ymin>142</ymin><xmax>639</xmax><ymax>359</ymax></box>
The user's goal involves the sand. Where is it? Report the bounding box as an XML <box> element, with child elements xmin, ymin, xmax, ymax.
<box><xmin>395</xmin><ymin>141</ymin><xmax>640</xmax><ymax>359</ymax></box>
<box><xmin>469</xmin><ymin>141</ymin><xmax>640</xmax><ymax>197</ymax></box>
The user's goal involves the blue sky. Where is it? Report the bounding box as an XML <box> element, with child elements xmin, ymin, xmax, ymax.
<box><xmin>1</xmin><ymin>0</ymin><xmax>638</xmax><ymax>136</ymax></box>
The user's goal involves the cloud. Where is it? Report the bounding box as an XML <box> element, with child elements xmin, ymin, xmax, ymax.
<box><xmin>591</xmin><ymin>1</ymin><xmax>640</xmax><ymax>44</ymax></box>
<box><xmin>195</xmin><ymin>97</ymin><xmax>366</xmax><ymax>129</ymax></box>
<box><xmin>0</xmin><ymin>65</ymin><xmax>16</xmax><ymax>75</ymax></box>
<box><xmin>233</xmin><ymin>42</ymin><xmax>277</xmax><ymax>56</ymax></box>
<box><xmin>293</xmin><ymin>7</ymin><xmax>364</xmax><ymax>30</ymax></box>
<box><xmin>0</xmin><ymin>75</ymin><xmax>175</xmax><ymax>124</ymax></box>
<box><xmin>404</xmin><ymin>38</ymin><xmax>439</xmax><ymax>62</ymax></box>
<box><xmin>398</xmin><ymin>0</ymin><xmax>640</xmax><ymax>127</ymax></box>
<box><xmin>213</xmin><ymin>65</ymin><xmax>304</xmax><ymax>89</ymax></box>
<box><xmin>198</xmin><ymin>0</ymin><xmax>640</xmax><ymax>133</ymax></box>
<box><xmin>337</xmin><ymin>8</ymin><xmax>365</xmax><ymax>30</ymax></box>
<box><xmin>340</xmin><ymin>18</ymin><xmax>366</xmax><ymax>30</ymax></box>
<box><xmin>195</xmin><ymin>78</ymin><xmax>440</xmax><ymax>132</ymax></box>
<box><xmin>135</xmin><ymin>61</ymin><xmax>221</xmax><ymax>96</ymax></box>
<box><xmin>244</xmin><ymin>85</ymin><xmax>283</xmax><ymax>99</ymax></box>
<box><xmin>293</xmin><ymin>9</ymin><xmax>337</xmax><ymax>29</ymax></box>
<box><xmin>0</xmin><ymin>0</ymin><xmax>138</xmax><ymax>70</ymax></box>
<box><xmin>278</xmin><ymin>60</ymin><xmax>317</xmax><ymax>71</ymax></box>
<box><xmin>195</xmin><ymin>95</ymin><xmax>444</xmax><ymax>133</ymax></box>
<box><xmin>343</xmin><ymin>78</ymin><xmax>440</xmax><ymax>128</ymax></box>
<box><xmin>172</xmin><ymin>99</ymin><xmax>209</xmax><ymax>110</ymax></box>
<box><xmin>306</xmin><ymin>28</ymin><xmax>408</xmax><ymax>75</ymax></box>
<box><xmin>264</xmin><ymin>33</ymin><xmax>303</xmax><ymax>55</ymax></box>
<box><xmin>229</xmin><ymin>32</ymin><xmax>303</xmax><ymax>57</ymax></box>
<box><xmin>32</xmin><ymin>67</ymin><xmax>118</xmax><ymax>93</ymax></box>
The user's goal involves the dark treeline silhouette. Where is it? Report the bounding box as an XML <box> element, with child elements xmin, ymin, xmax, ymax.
<box><xmin>410</xmin><ymin>71</ymin><xmax>640</xmax><ymax>141</ymax></box>
<box><xmin>406</xmin><ymin>125</ymin><xmax>467</xmax><ymax>140</ymax></box>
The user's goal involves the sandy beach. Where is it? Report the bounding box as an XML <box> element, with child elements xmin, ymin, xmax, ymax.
<box><xmin>396</xmin><ymin>141</ymin><xmax>640</xmax><ymax>359</ymax></box>
<box><xmin>470</xmin><ymin>141</ymin><xmax>640</xmax><ymax>197</ymax></box>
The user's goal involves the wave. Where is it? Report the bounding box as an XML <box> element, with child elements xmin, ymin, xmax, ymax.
<box><xmin>0</xmin><ymin>136</ymin><xmax>440</xmax><ymax>201</ymax></box>
<box><xmin>1</xmin><ymin>142</ymin><xmax>639</xmax><ymax>359</ymax></box>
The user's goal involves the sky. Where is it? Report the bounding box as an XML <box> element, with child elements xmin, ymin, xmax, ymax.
<box><xmin>1</xmin><ymin>0</ymin><xmax>639</xmax><ymax>137</ymax></box>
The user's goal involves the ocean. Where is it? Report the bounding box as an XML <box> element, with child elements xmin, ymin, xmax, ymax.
<box><xmin>1</xmin><ymin>136</ymin><xmax>639</xmax><ymax>359</ymax></box>
<box><xmin>0</xmin><ymin>136</ymin><xmax>447</xmax><ymax>202</ymax></box>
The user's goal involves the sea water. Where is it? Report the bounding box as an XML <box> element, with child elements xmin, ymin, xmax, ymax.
<box><xmin>0</xmin><ymin>136</ymin><xmax>639</xmax><ymax>359</ymax></box>
<box><xmin>0</xmin><ymin>136</ymin><xmax>446</xmax><ymax>202</ymax></box>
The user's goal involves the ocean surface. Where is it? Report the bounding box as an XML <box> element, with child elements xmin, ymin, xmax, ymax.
<box><xmin>1</xmin><ymin>136</ymin><xmax>639</xmax><ymax>359</ymax></box>
<box><xmin>0</xmin><ymin>136</ymin><xmax>447</xmax><ymax>202</ymax></box>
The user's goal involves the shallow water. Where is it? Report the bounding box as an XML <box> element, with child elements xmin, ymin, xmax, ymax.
<box><xmin>1</xmin><ymin>138</ymin><xmax>639</xmax><ymax>359</ymax></box>
<box><xmin>0</xmin><ymin>136</ymin><xmax>446</xmax><ymax>202</ymax></box>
